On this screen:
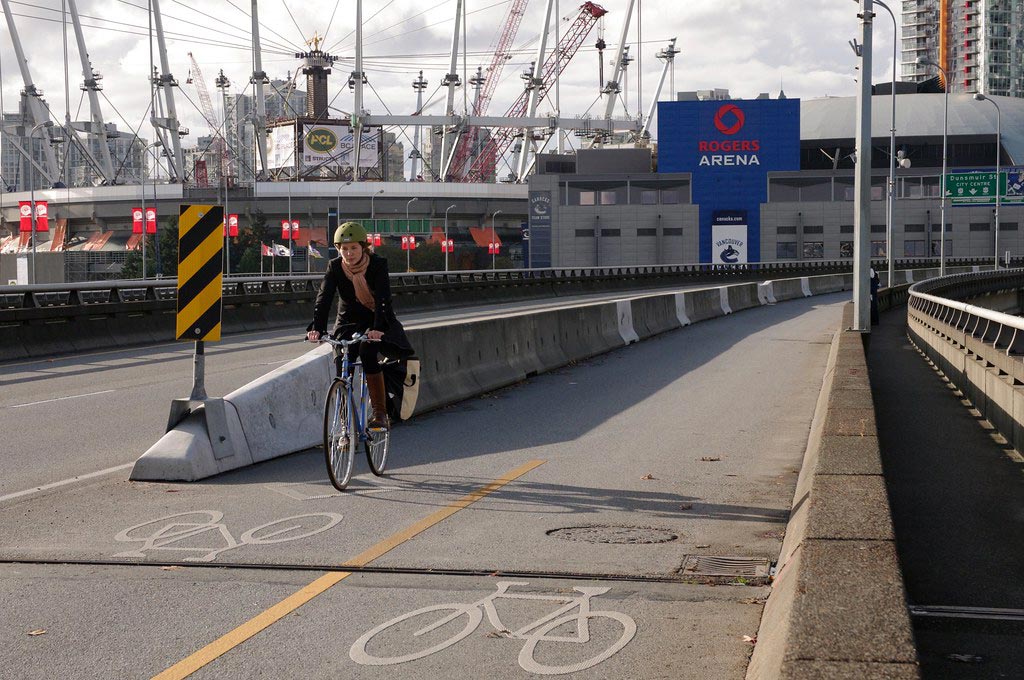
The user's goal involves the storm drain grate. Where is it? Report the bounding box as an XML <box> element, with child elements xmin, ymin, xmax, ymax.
<box><xmin>546</xmin><ymin>525</ymin><xmax>679</xmax><ymax>545</ymax></box>
<box><xmin>679</xmin><ymin>555</ymin><xmax>772</xmax><ymax>580</ymax></box>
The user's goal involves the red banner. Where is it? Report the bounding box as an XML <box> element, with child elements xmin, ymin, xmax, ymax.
<box><xmin>281</xmin><ymin>219</ymin><xmax>290</xmax><ymax>240</ymax></box>
<box><xmin>18</xmin><ymin>202</ymin><xmax>32</xmax><ymax>232</ymax></box>
<box><xmin>441</xmin><ymin>239</ymin><xmax>454</xmax><ymax>253</ymax></box>
<box><xmin>131</xmin><ymin>207</ymin><xmax>144</xmax><ymax>234</ymax></box>
<box><xmin>290</xmin><ymin>220</ymin><xmax>300</xmax><ymax>237</ymax></box>
<box><xmin>35</xmin><ymin>201</ymin><xmax>49</xmax><ymax>232</ymax></box>
<box><xmin>224</xmin><ymin>213</ymin><xmax>239</xmax><ymax>237</ymax></box>
<box><xmin>145</xmin><ymin>207</ymin><xmax>157</xmax><ymax>234</ymax></box>
<box><xmin>372</xmin><ymin>233</ymin><xmax>382</xmax><ymax>247</ymax></box>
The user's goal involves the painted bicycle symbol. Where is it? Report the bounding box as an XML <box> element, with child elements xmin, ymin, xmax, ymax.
<box><xmin>350</xmin><ymin>580</ymin><xmax>636</xmax><ymax>675</ymax></box>
<box><xmin>113</xmin><ymin>510</ymin><xmax>343</xmax><ymax>562</ymax></box>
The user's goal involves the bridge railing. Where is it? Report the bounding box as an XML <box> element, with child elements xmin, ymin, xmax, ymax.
<box><xmin>0</xmin><ymin>257</ymin><xmax>1000</xmax><ymax>311</ymax></box>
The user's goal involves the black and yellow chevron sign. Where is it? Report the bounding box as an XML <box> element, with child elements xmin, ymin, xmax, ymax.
<box><xmin>176</xmin><ymin>204</ymin><xmax>225</xmax><ymax>342</ymax></box>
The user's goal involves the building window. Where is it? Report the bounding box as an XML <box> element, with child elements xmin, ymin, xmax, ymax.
<box><xmin>663</xmin><ymin>227</ymin><xmax>683</xmax><ymax>236</ymax></box>
<box><xmin>904</xmin><ymin>223</ymin><xmax>925</xmax><ymax>232</ymax></box>
<box><xmin>777</xmin><ymin>226</ymin><xmax>797</xmax><ymax>235</ymax></box>
<box><xmin>871</xmin><ymin>224</ymin><xmax>886</xmax><ymax>233</ymax></box>
<box><xmin>840</xmin><ymin>224</ymin><xmax>854</xmax><ymax>234</ymax></box>
<box><xmin>930</xmin><ymin>239</ymin><xmax>952</xmax><ymax>257</ymax></box>
<box><xmin>574</xmin><ymin>229</ymin><xmax>594</xmax><ymax>237</ymax></box>
<box><xmin>803</xmin><ymin>241</ymin><xmax>824</xmax><ymax>259</ymax></box>
<box><xmin>579</xmin><ymin>191</ymin><xmax>596</xmax><ymax>206</ymax></box>
<box><xmin>904</xmin><ymin>240</ymin><xmax>927</xmax><ymax>257</ymax></box>
<box><xmin>640</xmin><ymin>190</ymin><xmax>658</xmax><ymax>205</ymax></box>
<box><xmin>601</xmin><ymin>228</ymin><xmax>621</xmax><ymax>237</ymax></box>
<box><xmin>969</xmin><ymin>222</ymin><xmax>990</xmax><ymax>231</ymax></box>
<box><xmin>871</xmin><ymin>241</ymin><xmax>887</xmax><ymax>257</ymax></box>
<box><xmin>777</xmin><ymin>242</ymin><xmax>797</xmax><ymax>259</ymax></box>
<box><xmin>600</xmin><ymin>191</ymin><xmax>617</xmax><ymax>205</ymax></box>
<box><xmin>803</xmin><ymin>225</ymin><xmax>824</xmax><ymax>234</ymax></box>
<box><xmin>661</xmin><ymin>190</ymin><xmax>679</xmax><ymax>205</ymax></box>
<box><xmin>931</xmin><ymin>223</ymin><xmax>952</xmax><ymax>232</ymax></box>
<box><xmin>637</xmin><ymin>228</ymin><xmax>657</xmax><ymax>236</ymax></box>
<box><xmin>840</xmin><ymin>241</ymin><xmax>854</xmax><ymax>258</ymax></box>
<box><xmin>1000</xmin><ymin>222</ymin><xmax>1018</xmax><ymax>231</ymax></box>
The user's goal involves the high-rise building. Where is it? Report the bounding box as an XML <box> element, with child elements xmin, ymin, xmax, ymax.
<box><xmin>902</xmin><ymin>0</ymin><xmax>1024</xmax><ymax>97</ymax></box>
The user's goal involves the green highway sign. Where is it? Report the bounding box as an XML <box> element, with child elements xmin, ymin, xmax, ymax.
<box><xmin>946</xmin><ymin>168</ymin><xmax>1024</xmax><ymax>206</ymax></box>
<box><xmin>946</xmin><ymin>172</ymin><xmax>997</xmax><ymax>204</ymax></box>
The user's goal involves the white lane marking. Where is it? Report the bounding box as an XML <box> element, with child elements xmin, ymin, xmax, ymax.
<box><xmin>9</xmin><ymin>389</ymin><xmax>115</xmax><ymax>408</ymax></box>
<box><xmin>0</xmin><ymin>462</ymin><xmax>133</xmax><ymax>503</ymax></box>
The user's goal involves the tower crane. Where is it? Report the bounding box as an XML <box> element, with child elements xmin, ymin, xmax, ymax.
<box><xmin>463</xmin><ymin>2</ymin><xmax>606</xmax><ymax>183</ymax></box>
<box><xmin>444</xmin><ymin>0</ymin><xmax>531</xmax><ymax>181</ymax></box>
<box><xmin>186</xmin><ymin>52</ymin><xmax>230</xmax><ymax>186</ymax></box>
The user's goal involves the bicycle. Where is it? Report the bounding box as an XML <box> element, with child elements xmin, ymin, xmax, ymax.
<box><xmin>349</xmin><ymin>580</ymin><xmax>636</xmax><ymax>675</ymax></box>
<box><xmin>315</xmin><ymin>332</ymin><xmax>392</xmax><ymax>490</ymax></box>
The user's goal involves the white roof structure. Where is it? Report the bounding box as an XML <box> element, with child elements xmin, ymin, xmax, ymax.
<box><xmin>800</xmin><ymin>93</ymin><xmax>1024</xmax><ymax>165</ymax></box>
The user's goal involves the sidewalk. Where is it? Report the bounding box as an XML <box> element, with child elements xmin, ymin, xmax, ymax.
<box><xmin>868</xmin><ymin>306</ymin><xmax>1024</xmax><ymax>679</ymax></box>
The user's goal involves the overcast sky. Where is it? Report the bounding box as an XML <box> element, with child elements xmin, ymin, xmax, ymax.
<box><xmin>1</xmin><ymin>0</ymin><xmax>900</xmax><ymax>152</ymax></box>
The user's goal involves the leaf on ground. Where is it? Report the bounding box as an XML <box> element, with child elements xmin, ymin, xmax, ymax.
<box><xmin>485</xmin><ymin>629</ymin><xmax>512</xmax><ymax>638</ymax></box>
<box><xmin>742</xmin><ymin>635</ymin><xmax>757</xmax><ymax>644</ymax></box>
<box><xmin>27</xmin><ymin>629</ymin><xmax>47</xmax><ymax>637</ymax></box>
<box><xmin>695</xmin><ymin>544</ymin><xmax>710</xmax><ymax>549</ymax></box>
<box><xmin>165</xmin><ymin>489</ymin><xmax>180</xmax><ymax>493</ymax></box>
<box><xmin>679</xmin><ymin>503</ymin><xmax>693</xmax><ymax>511</ymax></box>
<box><xmin>160</xmin><ymin>566</ymin><xmax>181</xmax><ymax>571</ymax></box>
<box><xmin>640</xmin><ymin>474</ymin><xmax>656</xmax><ymax>480</ymax></box>
<box><xmin>700</xmin><ymin>457</ymin><xmax>721</xmax><ymax>462</ymax></box>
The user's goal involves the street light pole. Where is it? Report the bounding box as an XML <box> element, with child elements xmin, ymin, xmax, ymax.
<box><xmin>140</xmin><ymin>140</ymin><xmax>162</xmax><ymax>281</ymax></box>
<box><xmin>335</xmin><ymin>181</ymin><xmax>352</xmax><ymax>235</ymax></box>
<box><xmin>852</xmin><ymin>0</ymin><xmax>874</xmax><ymax>331</ymax></box>
<box><xmin>917</xmin><ymin>56</ymin><xmax>949</xmax><ymax>276</ymax></box>
<box><xmin>444</xmin><ymin>203</ymin><xmax>456</xmax><ymax>271</ymax></box>
<box><xmin>370</xmin><ymin>188</ymin><xmax>384</xmax><ymax>223</ymax></box>
<box><xmin>406</xmin><ymin>196</ymin><xmax>418</xmax><ymax>273</ymax></box>
<box><xmin>28</xmin><ymin>121</ymin><xmax>53</xmax><ymax>285</ymax></box>
<box><xmin>491</xmin><ymin>209</ymin><xmax>502</xmax><ymax>269</ymax></box>
<box><xmin>874</xmin><ymin>0</ymin><xmax>897</xmax><ymax>288</ymax></box>
<box><xmin>975</xmin><ymin>93</ymin><xmax>1001</xmax><ymax>269</ymax></box>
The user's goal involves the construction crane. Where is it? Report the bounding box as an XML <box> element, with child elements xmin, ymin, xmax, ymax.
<box><xmin>463</xmin><ymin>2</ymin><xmax>606</xmax><ymax>183</ymax></box>
<box><xmin>189</xmin><ymin>51</ymin><xmax>229</xmax><ymax>186</ymax></box>
<box><xmin>444</xmin><ymin>0</ymin><xmax>531</xmax><ymax>181</ymax></box>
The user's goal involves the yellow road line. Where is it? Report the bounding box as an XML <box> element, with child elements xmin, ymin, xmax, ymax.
<box><xmin>153</xmin><ymin>459</ymin><xmax>545</xmax><ymax>680</ymax></box>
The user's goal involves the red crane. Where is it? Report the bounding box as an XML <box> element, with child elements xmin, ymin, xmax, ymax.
<box><xmin>445</xmin><ymin>0</ymin><xmax>531</xmax><ymax>181</ymax></box>
<box><xmin>463</xmin><ymin>2</ymin><xmax>607</xmax><ymax>183</ymax></box>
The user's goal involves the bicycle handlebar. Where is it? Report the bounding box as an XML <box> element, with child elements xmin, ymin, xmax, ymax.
<box><xmin>306</xmin><ymin>332</ymin><xmax>376</xmax><ymax>347</ymax></box>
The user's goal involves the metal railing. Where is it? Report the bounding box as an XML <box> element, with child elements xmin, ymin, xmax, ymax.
<box><xmin>908</xmin><ymin>269</ymin><xmax>1024</xmax><ymax>357</ymax></box>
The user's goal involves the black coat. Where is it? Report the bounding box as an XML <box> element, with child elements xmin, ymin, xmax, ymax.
<box><xmin>308</xmin><ymin>253</ymin><xmax>414</xmax><ymax>357</ymax></box>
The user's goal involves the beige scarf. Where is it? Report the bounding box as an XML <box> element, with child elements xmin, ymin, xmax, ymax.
<box><xmin>341</xmin><ymin>252</ymin><xmax>375</xmax><ymax>310</ymax></box>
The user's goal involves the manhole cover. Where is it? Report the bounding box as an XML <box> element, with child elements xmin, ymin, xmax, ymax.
<box><xmin>546</xmin><ymin>525</ymin><xmax>678</xmax><ymax>545</ymax></box>
<box><xmin>680</xmin><ymin>555</ymin><xmax>772</xmax><ymax>579</ymax></box>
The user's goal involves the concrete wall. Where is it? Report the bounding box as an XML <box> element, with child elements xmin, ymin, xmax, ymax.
<box><xmin>0</xmin><ymin>252</ymin><xmax>65</xmax><ymax>285</ymax></box>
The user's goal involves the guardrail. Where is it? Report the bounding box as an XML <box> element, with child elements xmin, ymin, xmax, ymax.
<box><xmin>0</xmin><ymin>257</ymin><xmax>1001</xmax><ymax>311</ymax></box>
<box><xmin>907</xmin><ymin>268</ymin><xmax>1024</xmax><ymax>453</ymax></box>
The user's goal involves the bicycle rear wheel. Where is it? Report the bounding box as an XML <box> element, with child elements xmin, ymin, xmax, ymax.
<box><xmin>323</xmin><ymin>379</ymin><xmax>356</xmax><ymax>490</ymax></box>
<box><xmin>365</xmin><ymin>424</ymin><xmax>390</xmax><ymax>476</ymax></box>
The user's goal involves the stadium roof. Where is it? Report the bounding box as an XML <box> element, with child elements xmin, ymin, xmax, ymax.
<box><xmin>800</xmin><ymin>93</ymin><xmax>1024</xmax><ymax>165</ymax></box>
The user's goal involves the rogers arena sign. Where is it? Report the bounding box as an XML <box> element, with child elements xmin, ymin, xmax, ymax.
<box><xmin>700</xmin><ymin>103</ymin><xmax>760</xmax><ymax>166</ymax></box>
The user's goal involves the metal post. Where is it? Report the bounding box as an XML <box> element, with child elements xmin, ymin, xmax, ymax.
<box><xmin>351</xmin><ymin>0</ymin><xmax>364</xmax><ymax>181</ymax></box>
<box><xmin>250</xmin><ymin>0</ymin><xmax>269</xmax><ymax>179</ymax></box>
<box><xmin>939</xmin><ymin>67</ymin><xmax>949</xmax><ymax>276</ymax></box>
<box><xmin>975</xmin><ymin>94</ymin><xmax>1002</xmax><ymax>269</ymax></box>
<box><xmin>371</xmin><ymin>188</ymin><xmax>383</xmax><ymax>221</ymax></box>
<box><xmin>874</xmin><ymin>0</ymin><xmax>896</xmax><ymax>288</ymax></box>
<box><xmin>67</xmin><ymin>0</ymin><xmax>115</xmax><ymax>182</ymax></box>
<box><xmin>492</xmin><ymin>209</ymin><xmax>502</xmax><ymax>269</ymax></box>
<box><xmin>516</xmin><ymin>0</ymin><xmax>556</xmax><ymax>180</ymax></box>
<box><xmin>406</xmin><ymin>197</ymin><xmax>418</xmax><ymax>272</ymax></box>
<box><xmin>411</xmin><ymin>72</ymin><xmax>427</xmax><ymax>181</ymax></box>
<box><xmin>190</xmin><ymin>340</ymin><xmax>207</xmax><ymax>400</ymax></box>
<box><xmin>150</xmin><ymin>0</ymin><xmax>184</xmax><ymax>180</ymax></box>
<box><xmin>853</xmin><ymin>0</ymin><xmax>873</xmax><ymax>331</ymax></box>
<box><xmin>440</xmin><ymin>0</ymin><xmax>464</xmax><ymax>181</ymax></box>
<box><xmin>445</xmin><ymin>204</ymin><xmax>455</xmax><ymax>271</ymax></box>
<box><xmin>602</xmin><ymin>0</ymin><xmax>637</xmax><ymax>120</ymax></box>
<box><xmin>287</xmin><ymin>178</ymin><xmax>293</xmax><ymax>274</ymax></box>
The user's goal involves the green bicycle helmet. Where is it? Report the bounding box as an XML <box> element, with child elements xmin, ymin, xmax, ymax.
<box><xmin>334</xmin><ymin>221</ymin><xmax>368</xmax><ymax>244</ymax></box>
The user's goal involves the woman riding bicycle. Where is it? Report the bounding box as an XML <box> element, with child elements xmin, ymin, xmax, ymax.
<box><xmin>306</xmin><ymin>221</ymin><xmax>414</xmax><ymax>429</ymax></box>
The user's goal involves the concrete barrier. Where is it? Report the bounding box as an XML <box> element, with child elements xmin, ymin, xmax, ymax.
<box><xmin>770</xmin><ymin>278</ymin><xmax>807</xmax><ymax>302</ymax></box>
<box><xmin>131</xmin><ymin>273</ymin><xmax>853</xmax><ymax>481</ymax></box>
<box><xmin>747</xmin><ymin>303</ymin><xmax>919</xmax><ymax>680</ymax></box>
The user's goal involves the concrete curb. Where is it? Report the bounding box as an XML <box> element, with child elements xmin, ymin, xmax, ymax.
<box><xmin>746</xmin><ymin>302</ymin><xmax>920</xmax><ymax>680</ymax></box>
<box><xmin>131</xmin><ymin>274</ymin><xmax>850</xmax><ymax>482</ymax></box>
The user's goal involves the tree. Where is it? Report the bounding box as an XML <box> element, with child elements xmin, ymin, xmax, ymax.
<box><xmin>410</xmin><ymin>241</ymin><xmax>445</xmax><ymax>272</ymax></box>
<box><xmin>157</xmin><ymin>217</ymin><xmax>179</xmax><ymax>278</ymax></box>
<box><xmin>120</xmin><ymin>236</ymin><xmax>158</xmax><ymax>279</ymax></box>
<box><xmin>236</xmin><ymin>245</ymin><xmax>262</xmax><ymax>274</ymax></box>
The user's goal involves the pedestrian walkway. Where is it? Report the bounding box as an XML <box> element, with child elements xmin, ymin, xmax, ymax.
<box><xmin>868</xmin><ymin>306</ymin><xmax>1024</xmax><ymax>679</ymax></box>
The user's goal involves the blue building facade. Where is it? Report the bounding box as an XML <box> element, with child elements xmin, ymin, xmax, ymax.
<box><xmin>658</xmin><ymin>99</ymin><xmax>801</xmax><ymax>262</ymax></box>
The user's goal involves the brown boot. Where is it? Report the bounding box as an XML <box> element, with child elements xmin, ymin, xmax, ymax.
<box><xmin>366</xmin><ymin>372</ymin><xmax>390</xmax><ymax>429</ymax></box>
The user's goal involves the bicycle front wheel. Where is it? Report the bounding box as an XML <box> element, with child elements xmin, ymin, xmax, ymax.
<box><xmin>323</xmin><ymin>379</ymin><xmax>356</xmax><ymax>490</ymax></box>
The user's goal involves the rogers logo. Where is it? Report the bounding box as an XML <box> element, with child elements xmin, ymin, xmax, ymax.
<box><xmin>713</xmin><ymin>103</ymin><xmax>745</xmax><ymax>135</ymax></box>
